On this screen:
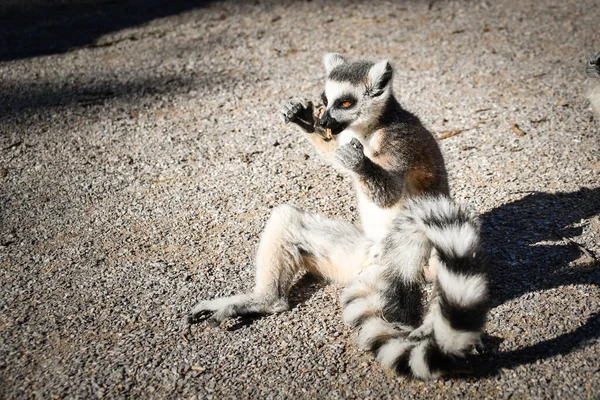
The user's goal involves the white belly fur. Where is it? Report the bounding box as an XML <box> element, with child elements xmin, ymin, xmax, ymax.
<box><xmin>357</xmin><ymin>191</ymin><xmax>401</xmax><ymax>242</ymax></box>
<box><xmin>340</xmin><ymin>127</ymin><xmax>397</xmax><ymax>240</ymax></box>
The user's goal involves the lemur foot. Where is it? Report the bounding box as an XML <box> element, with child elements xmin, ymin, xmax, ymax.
<box><xmin>335</xmin><ymin>138</ymin><xmax>365</xmax><ymax>171</ymax></box>
<box><xmin>188</xmin><ymin>295</ymin><xmax>248</xmax><ymax>326</ymax></box>
<box><xmin>187</xmin><ymin>300</ymin><xmax>219</xmax><ymax>325</ymax></box>
<box><xmin>187</xmin><ymin>294</ymin><xmax>290</xmax><ymax>326</ymax></box>
<box><xmin>407</xmin><ymin>321</ymin><xmax>434</xmax><ymax>341</ymax></box>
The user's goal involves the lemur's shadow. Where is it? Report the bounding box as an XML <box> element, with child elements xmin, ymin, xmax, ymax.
<box><xmin>466</xmin><ymin>186</ymin><xmax>600</xmax><ymax>377</ymax></box>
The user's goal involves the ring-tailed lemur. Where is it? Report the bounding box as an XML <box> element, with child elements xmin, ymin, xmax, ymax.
<box><xmin>585</xmin><ymin>51</ymin><xmax>600</xmax><ymax>115</ymax></box>
<box><xmin>188</xmin><ymin>54</ymin><xmax>488</xmax><ymax>379</ymax></box>
<box><xmin>281</xmin><ymin>53</ymin><xmax>449</xmax><ymax>242</ymax></box>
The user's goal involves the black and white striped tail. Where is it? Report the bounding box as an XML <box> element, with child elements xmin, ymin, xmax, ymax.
<box><xmin>341</xmin><ymin>195</ymin><xmax>488</xmax><ymax>379</ymax></box>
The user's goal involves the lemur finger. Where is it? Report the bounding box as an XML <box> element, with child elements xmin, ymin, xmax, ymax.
<box><xmin>586</xmin><ymin>51</ymin><xmax>600</xmax><ymax>78</ymax></box>
<box><xmin>291</xmin><ymin>103</ymin><xmax>303</xmax><ymax>118</ymax></box>
<box><xmin>280</xmin><ymin>107</ymin><xmax>290</xmax><ymax>123</ymax></box>
<box><xmin>188</xmin><ymin>307</ymin><xmax>231</xmax><ymax>326</ymax></box>
<box><xmin>207</xmin><ymin>315</ymin><xmax>223</xmax><ymax>328</ymax></box>
<box><xmin>187</xmin><ymin>309</ymin><xmax>213</xmax><ymax>324</ymax></box>
<box><xmin>281</xmin><ymin>103</ymin><xmax>296</xmax><ymax>123</ymax></box>
<box><xmin>207</xmin><ymin>306</ymin><xmax>239</xmax><ymax>326</ymax></box>
<box><xmin>281</xmin><ymin>101</ymin><xmax>295</xmax><ymax>117</ymax></box>
<box><xmin>281</xmin><ymin>100</ymin><xmax>304</xmax><ymax>123</ymax></box>
<box><xmin>338</xmin><ymin>142</ymin><xmax>363</xmax><ymax>157</ymax></box>
<box><xmin>350</xmin><ymin>138</ymin><xmax>363</xmax><ymax>150</ymax></box>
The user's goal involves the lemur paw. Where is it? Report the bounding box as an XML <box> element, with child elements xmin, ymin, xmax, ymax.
<box><xmin>188</xmin><ymin>298</ymin><xmax>246</xmax><ymax>326</ymax></box>
<box><xmin>407</xmin><ymin>322</ymin><xmax>434</xmax><ymax>341</ymax></box>
<box><xmin>187</xmin><ymin>300</ymin><xmax>220</xmax><ymax>325</ymax></box>
<box><xmin>281</xmin><ymin>99</ymin><xmax>313</xmax><ymax>124</ymax></box>
<box><xmin>586</xmin><ymin>51</ymin><xmax>600</xmax><ymax>78</ymax></box>
<box><xmin>335</xmin><ymin>138</ymin><xmax>365</xmax><ymax>171</ymax></box>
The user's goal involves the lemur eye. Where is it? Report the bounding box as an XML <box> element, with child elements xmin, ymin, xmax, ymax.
<box><xmin>323</xmin><ymin>98</ymin><xmax>328</xmax><ymax>107</ymax></box>
<box><xmin>341</xmin><ymin>101</ymin><xmax>353</xmax><ymax>108</ymax></box>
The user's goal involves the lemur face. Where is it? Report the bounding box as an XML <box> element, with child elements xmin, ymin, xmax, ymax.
<box><xmin>586</xmin><ymin>51</ymin><xmax>600</xmax><ymax>79</ymax></box>
<box><xmin>319</xmin><ymin>53</ymin><xmax>393</xmax><ymax>135</ymax></box>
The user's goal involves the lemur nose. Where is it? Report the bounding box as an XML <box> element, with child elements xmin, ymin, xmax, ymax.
<box><xmin>319</xmin><ymin>114</ymin><xmax>329</xmax><ymax>128</ymax></box>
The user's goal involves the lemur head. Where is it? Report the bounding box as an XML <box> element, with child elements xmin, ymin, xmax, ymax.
<box><xmin>319</xmin><ymin>53</ymin><xmax>394</xmax><ymax>135</ymax></box>
<box><xmin>586</xmin><ymin>51</ymin><xmax>600</xmax><ymax>79</ymax></box>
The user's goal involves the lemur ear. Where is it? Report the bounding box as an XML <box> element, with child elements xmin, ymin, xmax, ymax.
<box><xmin>368</xmin><ymin>59</ymin><xmax>393</xmax><ymax>97</ymax></box>
<box><xmin>323</xmin><ymin>53</ymin><xmax>345</xmax><ymax>74</ymax></box>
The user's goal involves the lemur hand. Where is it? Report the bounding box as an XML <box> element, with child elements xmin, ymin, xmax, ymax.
<box><xmin>335</xmin><ymin>138</ymin><xmax>365</xmax><ymax>172</ymax></box>
<box><xmin>281</xmin><ymin>99</ymin><xmax>316</xmax><ymax>133</ymax></box>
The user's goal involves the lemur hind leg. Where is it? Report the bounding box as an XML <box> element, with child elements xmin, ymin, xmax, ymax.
<box><xmin>188</xmin><ymin>204</ymin><xmax>372</xmax><ymax>325</ymax></box>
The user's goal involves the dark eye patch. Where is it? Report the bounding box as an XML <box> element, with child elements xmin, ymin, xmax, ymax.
<box><xmin>334</xmin><ymin>95</ymin><xmax>357</xmax><ymax>109</ymax></box>
<box><xmin>321</xmin><ymin>92</ymin><xmax>328</xmax><ymax>106</ymax></box>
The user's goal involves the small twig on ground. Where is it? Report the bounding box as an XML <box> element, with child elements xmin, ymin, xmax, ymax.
<box><xmin>437</xmin><ymin>123</ymin><xmax>481</xmax><ymax>140</ymax></box>
<box><xmin>508</xmin><ymin>190</ymin><xmax>537</xmax><ymax>195</ymax></box>
<box><xmin>531</xmin><ymin>117</ymin><xmax>548</xmax><ymax>124</ymax></box>
<box><xmin>151</xmin><ymin>177</ymin><xmax>174</xmax><ymax>184</ymax></box>
<box><xmin>437</xmin><ymin>129</ymin><xmax>465</xmax><ymax>140</ymax></box>
<box><xmin>511</xmin><ymin>123</ymin><xmax>526</xmax><ymax>137</ymax></box>
<box><xmin>347</xmin><ymin>18</ymin><xmax>386</xmax><ymax>23</ymax></box>
<box><xmin>561</xmin><ymin>235</ymin><xmax>597</xmax><ymax>261</ymax></box>
<box><xmin>3</xmin><ymin>141</ymin><xmax>22</xmax><ymax>151</ymax></box>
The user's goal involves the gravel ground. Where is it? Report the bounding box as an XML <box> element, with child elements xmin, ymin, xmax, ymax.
<box><xmin>1</xmin><ymin>0</ymin><xmax>599</xmax><ymax>398</ymax></box>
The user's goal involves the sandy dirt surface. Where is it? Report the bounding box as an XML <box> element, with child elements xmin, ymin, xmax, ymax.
<box><xmin>1</xmin><ymin>0</ymin><xmax>599</xmax><ymax>398</ymax></box>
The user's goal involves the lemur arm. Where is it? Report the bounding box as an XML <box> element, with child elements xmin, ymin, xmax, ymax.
<box><xmin>335</xmin><ymin>138</ymin><xmax>406</xmax><ymax>207</ymax></box>
<box><xmin>355</xmin><ymin>158</ymin><xmax>406</xmax><ymax>207</ymax></box>
<box><xmin>303</xmin><ymin>126</ymin><xmax>339</xmax><ymax>162</ymax></box>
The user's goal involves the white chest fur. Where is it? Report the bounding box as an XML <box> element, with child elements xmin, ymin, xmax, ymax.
<box><xmin>338</xmin><ymin>128</ymin><xmax>359</xmax><ymax>146</ymax></box>
<box><xmin>357</xmin><ymin>191</ymin><xmax>400</xmax><ymax>242</ymax></box>
<box><xmin>338</xmin><ymin>127</ymin><xmax>376</xmax><ymax>158</ymax></box>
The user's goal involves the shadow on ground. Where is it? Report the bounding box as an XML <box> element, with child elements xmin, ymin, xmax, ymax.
<box><xmin>482</xmin><ymin>186</ymin><xmax>600</xmax><ymax>305</ymax></box>
<box><xmin>468</xmin><ymin>186</ymin><xmax>600</xmax><ymax>377</ymax></box>
<box><xmin>0</xmin><ymin>74</ymin><xmax>195</xmax><ymax>114</ymax></box>
<box><xmin>0</xmin><ymin>0</ymin><xmax>214</xmax><ymax>62</ymax></box>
